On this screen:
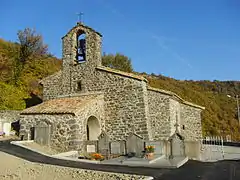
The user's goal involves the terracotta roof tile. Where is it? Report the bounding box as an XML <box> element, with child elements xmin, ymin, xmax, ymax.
<box><xmin>21</xmin><ymin>96</ymin><xmax>95</xmax><ymax>115</ymax></box>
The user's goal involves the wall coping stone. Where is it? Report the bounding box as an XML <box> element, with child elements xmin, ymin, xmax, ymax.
<box><xmin>62</xmin><ymin>22</ymin><xmax>102</xmax><ymax>39</ymax></box>
<box><xmin>39</xmin><ymin>71</ymin><xmax>62</xmax><ymax>85</ymax></box>
<box><xmin>96</xmin><ymin>66</ymin><xmax>148</xmax><ymax>82</ymax></box>
<box><xmin>57</xmin><ymin>91</ymin><xmax>104</xmax><ymax>98</ymax></box>
<box><xmin>147</xmin><ymin>86</ymin><xmax>205</xmax><ymax>110</ymax></box>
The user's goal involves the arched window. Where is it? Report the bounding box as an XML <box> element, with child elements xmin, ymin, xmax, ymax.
<box><xmin>76</xmin><ymin>31</ymin><xmax>86</xmax><ymax>62</ymax></box>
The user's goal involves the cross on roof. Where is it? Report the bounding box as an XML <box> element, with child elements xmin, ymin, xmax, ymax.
<box><xmin>76</xmin><ymin>12</ymin><xmax>84</xmax><ymax>23</ymax></box>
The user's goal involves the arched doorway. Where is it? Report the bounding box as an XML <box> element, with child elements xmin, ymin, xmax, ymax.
<box><xmin>86</xmin><ymin>116</ymin><xmax>100</xmax><ymax>141</ymax></box>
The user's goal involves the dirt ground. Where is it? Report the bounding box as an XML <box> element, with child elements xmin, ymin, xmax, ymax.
<box><xmin>0</xmin><ymin>151</ymin><xmax>148</xmax><ymax>180</ymax></box>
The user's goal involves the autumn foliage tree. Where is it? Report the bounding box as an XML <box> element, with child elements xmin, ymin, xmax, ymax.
<box><xmin>13</xmin><ymin>28</ymin><xmax>48</xmax><ymax>84</ymax></box>
<box><xmin>102</xmin><ymin>53</ymin><xmax>133</xmax><ymax>72</ymax></box>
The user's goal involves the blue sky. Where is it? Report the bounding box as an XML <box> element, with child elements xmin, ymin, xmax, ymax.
<box><xmin>0</xmin><ymin>0</ymin><xmax>239</xmax><ymax>80</ymax></box>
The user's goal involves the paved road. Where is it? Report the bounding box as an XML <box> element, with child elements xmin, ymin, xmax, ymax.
<box><xmin>0</xmin><ymin>140</ymin><xmax>240</xmax><ymax>180</ymax></box>
<box><xmin>156</xmin><ymin>159</ymin><xmax>240</xmax><ymax>180</ymax></box>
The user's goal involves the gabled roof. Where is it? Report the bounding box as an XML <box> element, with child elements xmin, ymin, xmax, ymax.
<box><xmin>169</xmin><ymin>132</ymin><xmax>185</xmax><ymax>141</ymax></box>
<box><xmin>96</xmin><ymin>66</ymin><xmax>148</xmax><ymax>82</ymax></box>
<box><xmin>147</xmin><ymin>86</ymin><xmax>205</xmax><ymax>110</ymax></box>
<box><xmin>21</xmin><ymin>96</ymin><xmax>97</xmax><ymax>115</ymax></box>
<box><xmin>62</xmin><ymin>22</ymin><xmax>102</xmax><ymax>39</ymax></box>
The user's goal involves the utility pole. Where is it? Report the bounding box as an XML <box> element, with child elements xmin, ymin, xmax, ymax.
<box><xmin>237</xmin><ymin>95</ymin><xmax>240</xmax><ymax>125</ymax></box>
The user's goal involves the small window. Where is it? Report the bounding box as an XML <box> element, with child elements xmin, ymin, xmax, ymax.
<box><xmin>182</xmin><ymin>125</ymin><xmax>185</xmax><ymax>130</ymax></box>
<box><xmin>77</xmin><ymin>81</ymin><xmax>82</xmax><ymax>91</ymax></box>
<box><xmin>86</xmin><ymin>125</ymin><xmax>89</xmax><ymax>140</ymax></box>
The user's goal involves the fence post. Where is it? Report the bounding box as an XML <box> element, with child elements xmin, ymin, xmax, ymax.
<box><xmin>221</xmin><ymin>136</ymin><xmax>224</xmax><ymax>159</ymax></box>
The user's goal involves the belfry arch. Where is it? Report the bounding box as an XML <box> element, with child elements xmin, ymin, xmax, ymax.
<box><xmin>76</xmin><ymin>30</ymin><xmax>86</xmax><ymax>62</ymax></box>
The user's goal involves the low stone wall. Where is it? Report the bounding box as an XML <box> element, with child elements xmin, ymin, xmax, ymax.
<box><xmin>0</xmin><ymin>110</ymin><xmax>21</xmax><ymax>132</ymax></box>
<box><xmin>0</xmin><ymin>110</ymin><xmax>21</xmax><ymax>122</ymax></box>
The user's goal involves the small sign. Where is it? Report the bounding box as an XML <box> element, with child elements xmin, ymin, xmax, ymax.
<box><xmin>87</xmin><ymin>145</ymin><xmax>96</xmax><ymax>153</ymax></box>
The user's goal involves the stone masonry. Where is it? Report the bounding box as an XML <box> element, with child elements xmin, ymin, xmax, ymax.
<box><xmin>0</xmin><ymin>110</ymin><xmax>20</xmax><ymax>123</ymax></box>
<box><xmin>20</xmin><ymin>22</ymin><xmax>205</xmax><ymax>153</ymax></box>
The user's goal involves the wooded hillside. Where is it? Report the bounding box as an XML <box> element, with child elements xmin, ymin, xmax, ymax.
<box><xmin>0</xmin><ymin>35</ymin><xmax>61</xmax><ymax>110</ymax></box>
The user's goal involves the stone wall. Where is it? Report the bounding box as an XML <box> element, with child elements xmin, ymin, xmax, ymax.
<box><xmin>92</xmin><ymin>70</ymin><xmax>150</xmax><ymax>141</ymax></box>
<box><xmin>41</xmin><ymin>71</ymin><xmax>62</xmax><ymax>101</ymax></box>
<box><xmin>180</xmin><ymin>104</ymin><xmax>203</xmax><ymax>141</ymax></box>
<box><xmin>147</xmin><ymin>90</ymin><xmax>170</xmax><ymax>140</ymax></box>
<box><xmin>20</xmin><ymin>114</ymin><xmax>76</xmax><ymax>152</ymax></box>
<box><xmin>0</xmin><ymin>110</ymin><xmax>20</xmax><ymax>122</ymax></box>
<box><xmin>0</xmin><ymin>110</ymin><xmax>20</xmax><ymax>132</ymax></box>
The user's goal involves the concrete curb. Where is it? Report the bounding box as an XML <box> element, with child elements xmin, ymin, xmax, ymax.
<box><xmin>176</xmin><ymin>157</ymin><xmax>189</xmax><ymax>168</ymax></box>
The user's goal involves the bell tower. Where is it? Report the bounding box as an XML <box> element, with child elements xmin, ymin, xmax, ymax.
<box><xmin>61</xmin><ymin>21</ymin><xmax>102</xmax><ymax>95</ymax></box>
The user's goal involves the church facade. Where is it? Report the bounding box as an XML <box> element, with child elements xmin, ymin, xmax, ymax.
<box><xmin>20</xmin><ymin>22</ymin><xmax>204</xmax><ymax>154</ymax></box>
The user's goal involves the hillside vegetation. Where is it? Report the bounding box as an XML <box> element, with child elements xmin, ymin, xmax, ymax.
<box><xmin>0</xmin><ymin>31</ymin><xmax>61</xmax><ymax>110</ymax></box>
<box><xmin>0</xmin><ymin>29</ymin><xmax>240</xmax><ymax>140</ymax></box>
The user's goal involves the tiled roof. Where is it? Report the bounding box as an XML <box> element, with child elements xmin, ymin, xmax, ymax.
<box><xmin>96</xmin><ymin>66</ymin><xmax>148</xmax><ymax>82</ymax></box>
<box><xmin>21</xmin><ymin>96</ymin><xmax>94</xmax><ymax>115</ymax></box>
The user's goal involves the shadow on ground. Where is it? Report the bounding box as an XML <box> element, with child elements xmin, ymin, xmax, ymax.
<box><xmin>0</xmin><ymin>139</ymin><xmax>240</xmax><ymax>180</ymax></box>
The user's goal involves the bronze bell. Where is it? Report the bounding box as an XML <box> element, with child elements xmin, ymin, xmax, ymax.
<box><xmin>76</xmin><ymin>39</ymin><xmax>86</xmax><ymax>62</ymax></box>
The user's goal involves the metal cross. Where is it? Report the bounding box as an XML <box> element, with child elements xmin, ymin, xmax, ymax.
<box><xmin>76</xmin><ymin>12</ymin><xmax>84</xmax><ymax>23</ymax></box>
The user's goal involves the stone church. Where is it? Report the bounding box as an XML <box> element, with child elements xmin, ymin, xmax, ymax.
<box><xmin>20</xmin><ymin>22</ymin><xmax>204</xmax><ymax>155</ymax></box>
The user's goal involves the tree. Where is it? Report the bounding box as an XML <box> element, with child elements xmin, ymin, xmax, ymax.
<box><xmin>17</xmin><ymin>28</ymin><xmax>48</xmax><ymax>63</ymax></box>
<box><xmin>13</xmin><ymin>28</ymin><xmax>48</xmax><ymax>84</ymax></box>
<box><xmin>102</xmin><ymin>53</ymin><xmax>133</xmax><ymax>72</ymax></box>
